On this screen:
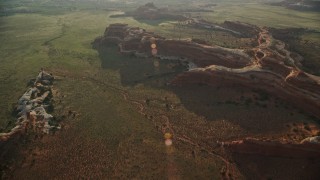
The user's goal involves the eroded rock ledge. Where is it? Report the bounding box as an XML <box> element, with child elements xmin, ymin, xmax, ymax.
<box><xmin>93</xmin><ymin>23</ymin><xmax>320</xmax><ymax>119</ymax></box>
<box><xmin>0</xmin><ymin>70</ymin><xmax>60</xmax><ymax>142</ymax></box>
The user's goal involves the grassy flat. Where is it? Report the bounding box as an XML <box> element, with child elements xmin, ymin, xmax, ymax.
<box><xmin>1</xmin><ymin>0</ymin><xmax>319</xmax><ymax>179</ymax></box>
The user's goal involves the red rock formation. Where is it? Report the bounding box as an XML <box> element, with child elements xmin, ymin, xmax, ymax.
<box><xmin>93</xmin><ymin>22</ymin><xmax>320</xmax><ymax>180</ymax></box>
<box><xmin>93</xmin><ymin>24</ymin><xmax>320</xmax><ymax>119</ymax></box>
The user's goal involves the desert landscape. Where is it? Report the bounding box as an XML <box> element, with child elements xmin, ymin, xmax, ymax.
<box><xmin>0</xmin><ymin>0</ymin><xmax>320</xmax><ymax>179</ymax></box>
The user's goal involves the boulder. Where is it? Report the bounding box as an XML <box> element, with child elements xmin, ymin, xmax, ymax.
<box><xmin>301</xmin><ymin>136</ymin><xmax>320</xmax><ymax>144</ymax></box>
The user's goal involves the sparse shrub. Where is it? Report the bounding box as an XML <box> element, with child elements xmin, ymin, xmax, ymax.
<box><xmin>244</xmin><ymin>98</ymin><xmax>252</xmax><ymax>106</ymax></box>
<box><xmin>249</xmin><ymin>74</ymin><xmax>256</xmax><ymax>80</ymax></box>
<box><xmin>258</xmin><ymin>91</ymin><xmax>269</xmax><ymax>101</ymax></box>
<box><xmin>165</xmin><ymin>103</ymin><xmax>170</xmax><ymax>111</ymax></box>
<box><xmin>304</xmin><ymin>126</ymin><xmax>311</xmax><ymax>131</ymax></box>
<box><xmin>145</xmin><ymin>98</ymin><xmax>150</xmax><ymax>106</ymax></box>
<box><xmin>261</xmin><ymin>104</ymin><xmax>267</xmax><ymax>108</ymax></box>
<box><xmin>225</xmin><ymin>100</ymin><xmax>232</xmax><ymax>104</ymax></box>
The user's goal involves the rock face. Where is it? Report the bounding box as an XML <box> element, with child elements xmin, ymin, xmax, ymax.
<box><xmin>94</xmin><ymin>23</ymin><xmax>320</xmax><ymax>119</ymax></box>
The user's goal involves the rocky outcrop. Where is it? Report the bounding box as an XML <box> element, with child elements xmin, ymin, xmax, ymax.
<box><xmin>0</xmin><ymin>70</ymin><xmax>60</xmax><ymax>142</ymax></box>
<box><xmin>223</xmin><ymin>138</ymin><xmax>320</xmax><ymax>158</ymax></box>
<box><xmin>301</xmin><ymin>136</ymin><xmax>320</xmax><ymax>144</ymax></box>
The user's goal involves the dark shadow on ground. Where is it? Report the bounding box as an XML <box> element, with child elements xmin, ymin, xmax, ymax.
<box><xmin>134</xmin><ymin>19</ymin><xmax>173</xmax><ymax>26</ymax></box>
<box><xmin>97</xmin><ymin>45</ymin><xmax>188</xmax><ymax>88</ymax></box>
